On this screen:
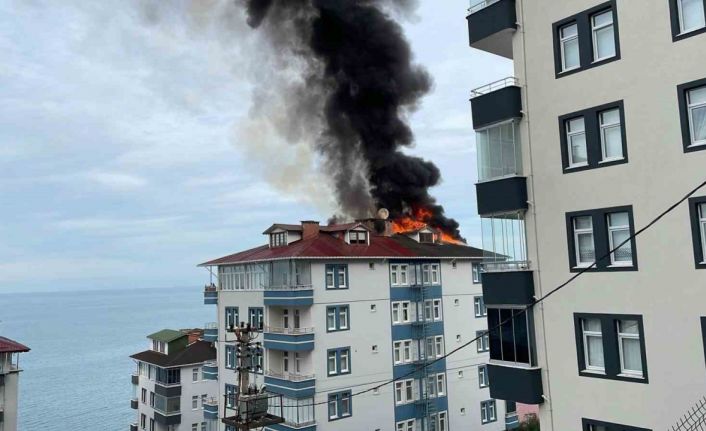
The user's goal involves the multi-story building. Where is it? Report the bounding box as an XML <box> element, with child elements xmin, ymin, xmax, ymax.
<box><xmin>199</xmin><ymin>220</ymin><xmax>510</xmax><ymax>431</ymax></box>
<box><xmin>467</xmin><ymin>0</ymin><xmax>706</xmax><ymax>429</ymax></box>
<box><xmin>130</xmin><ymin>329</ymin><xmax>218</xmax><ymax>431</ymax></box>
<box><xmin>0</xmin><ymin>336</ymin><xmax>30</xmax><ymax>431</ymax></box>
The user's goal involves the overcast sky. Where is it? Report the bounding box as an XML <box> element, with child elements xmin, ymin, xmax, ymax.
<box><xmin>0</xmin><ymin>0</ymin><xmax>510</xmax><ymax>293</ymax></box>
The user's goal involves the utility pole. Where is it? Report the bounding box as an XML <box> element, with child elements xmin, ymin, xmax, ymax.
<box><xmin>222</xmin><ymin>323</ymin><xmax>284</xmax><ymax>431</ymax></box>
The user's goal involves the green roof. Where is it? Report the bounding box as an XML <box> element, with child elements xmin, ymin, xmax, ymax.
<box><xmin>147</xmin><ymin>329</ymin><xmax>186</xmax><ymax>343</ymax></box>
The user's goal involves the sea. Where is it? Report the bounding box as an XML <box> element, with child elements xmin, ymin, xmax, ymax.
<box><xmin>0</xmin><ymin>286</ymin><xmax>211</xmax><ymax>431</ymax></box>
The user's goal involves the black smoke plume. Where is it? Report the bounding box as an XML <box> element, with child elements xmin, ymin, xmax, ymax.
<box><xmin>243</xmin><ymin>0</ymin><xmax>461</xmax><ymax>238</ymax></box>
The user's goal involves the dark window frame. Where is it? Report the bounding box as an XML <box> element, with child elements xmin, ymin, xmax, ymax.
<box><xmin>326</xmin><ymin>305</ymin><xmax>351</xmax><ymax>332</ymax></box>
<box><xmin>668</xmin><ymin>0</ymin><xmax>706</xmax><ymax>41</ymax></box>
<box><xmin>327</xmin><ymin>390</ymin><xmax>352</xmax><ymax>421</ymax></box>
<box><xmin>472</xmin><ymin>262</ymin><xmax>483</xmax><ymax>284</ymax></box>
<box><xmin>478</xmin><ymin>364</ymin><xmax>489</xmax><ymax>388</ymax></box>
<box><xmin>552</xmin><ymin>1</ymin><xmax>621</xmax><ymax>78</ymax></box>
<box><xmin>487</xmin><ymin>307</ymin><xmax>536</xmax><ymax>366</ymax></box>
<box><xmin>677</xmin><ymin>77</ymin><xmax>706</xmax><ymax>153</ymax></box>
<box><xmin>582</xmin><ymin>418</ymin><xmax>651</xmax><ymax>431</ymax></box>
<box><xmin>480</xmin><ymin>399</ymin><xmax>497</xmax><ymax>424</ymax></box>
<box><xmin>474</xmin><ymin>296</ymin><xmax>487</xmax><ymax>318</ymax></box>
<box><xmin>225</xmin><ymin>306</ymin><xmax>239</xmax><ymax>330</ymax></box>
<box><xmin>248</xmin><ymin>307</ymin><xmax>264</xmax><ymax>330</ymax></box>
<box><xmin>327</xmin><ymin>347</ymin><xmax>352</xmax><ymax>377</ymax></box>
<box><xmin>325</xmin><ymin>264</ymin><xmax>349</xmax><ymax>290</ymax></box>
<box><xmin>558</xmin><ymin>101</ymin><xmax>628</xmax><ymax>173</ymax></box>
<box><xmin>565</xmin><ymin>205</ymin><xmax>638</xmax><ymax>272</ymax></box>
<box><xmin>573</xmin><ymin>313</ymin><xmax>649</xmax><ymax>384</ymax></box>
<box><xmin>689</xmin><ymin>196</ymin><xmax>706</xmax><ymax>268</ymax></box>
<box><xmin>476</xmin><ymin>330</ymin><xmax>490</xmax><ymax>353</ymax></box>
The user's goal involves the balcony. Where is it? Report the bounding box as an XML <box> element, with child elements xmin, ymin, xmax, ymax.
<box><xmin>264</xmin><ymin>285</ymin><xmax>314</xmax><ymax>307</ymax></box>
<box><xmin>476</xmin><ymin>176</ymin><xmax>527</xmax><ymax>216</ymax></box>
<box><xmin>131</xmin><ymin>373</ymin><xmax>139</xmax><ymax>385</ymax></box>
<box><xmin>488</xmin><ymin>364</ymin><xmax>543</xmax><ymax>405</ymax></box>
<box><xmin>263</xmin><ymin>327</ymin><xmax>315</xmax><ymax>352</ymax></box>
<box><xmin>203</xmin><ymin>360</ymin><xmax>218</xmax><ymax>380</ymax></box>
<box><xmin>130</xmin><ymin>424</ymin><xmax>138</xmax><ymax>431</ymax></box>
<box><xmin>482</xmin><ymin>270</ymin><xmax>534</xmax><ymax>306</ymax></box>
<box><xmin>466</xmin><ymin>0</ymin><xmax>517</xmax><ymax>58</ymax></box>
<box><xmin>506</xmin><ymin>412</ymin><xmax>520</xmax><ymax>430</ymax></box>
<box><xmin>264</xmin><ymin>371</ymin><xmax>316</xmax><ymax>398</ymax></box>
<box><xmin>130</xmin><ymin>398</ymin><xmax>138</xmax><ymax>409</ymax></box>
<box><xmin>471</xmin><ymin>77</ymin><xmax>522</xmax><ymax>130</ymax></box>
<box><xmin>203</xmin><ymin>284</ymin><xmax>218</xmax><ymax>305</ymax></box>
<box><xmin>481</xmin><ymin>211</ymin><xmax>529</xmax><ymax>273</ymax></box>
<box><xmin>203</xmin><ymin>322</ymin><xmax>218</xmax><ymax>342</ymax></box>
<box><xmin>203</xmin><ymin>397</ymin><xmax>219</xmax><ymax>420</ymax></box>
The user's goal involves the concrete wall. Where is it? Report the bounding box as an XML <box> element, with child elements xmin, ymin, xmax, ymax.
<box><xmin>511</xmin><ymin>0</ymin><xmax>706</xmax><ymax>429</ymax></box>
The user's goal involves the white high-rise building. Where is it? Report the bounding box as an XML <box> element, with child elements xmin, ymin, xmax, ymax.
<box><xmin>467</xmin><ymin>0</ymin><xmax>706</xmax><ymax>429</ymax></box>
<box><xmin>0</xmin><ymin>336</ymin><xmax>30</xmax><ymax>431</ymax></box>
<box><xmin>130</xmin><ymin>329</ymin><xmax>219</xmax><ymax>431</ymax></box>
<box><xmin>200</xmin><ymin>219</ymin><xmax>511</xmax><ymax>431</ymax></box>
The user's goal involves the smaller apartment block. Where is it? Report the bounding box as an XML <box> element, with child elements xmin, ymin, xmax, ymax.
<box><xmin>0</xmin><ymin>336</ymin><xmax>30</xmax><ymax>431</ymax></box>
<box><xmin>199</xmin><ymin>220</ymin><xmax>512</xmax><ymax>431</ymax></box>
<box><xmin>130</xmin><ymin>329</ymin><xmax>218</xmax><ymax>431</ymax></box>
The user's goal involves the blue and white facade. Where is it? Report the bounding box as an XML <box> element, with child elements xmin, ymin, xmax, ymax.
<box><xmin>201</xmin><ymin>221</ymin><xmax>506</xmax><ymax>431</ymax></box>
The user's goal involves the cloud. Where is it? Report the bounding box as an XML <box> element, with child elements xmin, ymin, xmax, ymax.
<box><xmin>82</xmin><ymin>171</ymin><xmax>147</xmax><ymax>190</ymax></box>
<box><xmin>53</xmin><ymin>215</ymin><xmax>186</xmax><ymax>236</ymax></box>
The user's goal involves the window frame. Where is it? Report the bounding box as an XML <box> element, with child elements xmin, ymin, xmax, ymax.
<box><xmin>325</xmin><ymin>264</ymin><xmax>349</xmax><ymax>290</ymax></box>
<box><xmin>678</xmin><ymin>78</ymin><xmax>706</xmax><ymax>153</ymax></box>
<box><xmin>394</xmin><ymin>379</ymin><xmax>416</xmax><ymax>405</ymax></box>
<box><xmin>327</xmin><ymin>390</ymin><xmax>352</xmax><ymax>421</ymax></box>
<box><xmin>565</xmin><ymin>205</ymin><xmax>638</xmax><ymax>272</ymax></box>
<box><xmin>574</xmin><ymin>313</ymin><xmax>648</xmax><ymax>383</ymax></box>
<box><xmin>552</xmin><ymin>1</ymin><xmax>621</xmax><ymax>78</ymax></box>
<box><xmin>327</xmin><ymin>347</ymin><xmax>351</xmax><ymax>377</ymax></box>
<box><xmin>478</xmin><ymin>365</ymin><xmax>489</xmax><ymax>388</ymax></box>
<box><xmin>566</xmin><ymin>116</ymin><xmax>588</xmax><ymax>168</ymax></box>
<box><xmin>476</xmin><ymin>330</ymin><xmax>490</xmax><ymax>353</ymax></box>
<box><xmin>480</xmin><ymin>400</ymin><xmax>497</xmax><ymax>424</ymax></box>
<box><xmin>581</xmin><ymin>318</ymin><xmax>605</xmax><ymax>373</ymax></box>
<box><xmin>559</xmin><ymin>22</ymin><xmax>580</xmax><ymax>72</ymax></box>
<box><xmin>689</xmin><ymin>197</ymin><xmax>706</xmax><ymax>268</ymax></box>
<box><xmin>669</xmin><ymin>0</ymin><xmax>706</xmax><ymax>41</ymax></box>
<box><xmin>326</xmin><ymin>305</ymin><xmax>350</xmax><ymax>332</ymax></box>
<box><xmin>598</xmin><ymin>108</ymin><xmax>624</xmax><ymax>162</ymax></box>
<box><xmin>225</xmin><ymin>307</ymin><xmax>239</xmax><ymax>330</ymax></box>
<box><xmin>391</xmin><ymin>301</ymin><xmax>412</xmax><ymax>325</ymax></box>
<box><xmin>591</xmin><ymin>9</ymin><xmax>616</xmax><ymax>62</ymax></box>
<box><xmin>616</xmin><ymin>319</ymin><xmax>644</xmax><ymax>377</ymax></box>
<box><xmin>606</xmin><ymin>211</ymin><xmax>633</xmax><ymax>266</ymax></box>
<box><xmin>474</xmin><ymin>296</ymin><xmax>487</xmax><ymax>318</ymax></box>
<box><xmin>472</xmin><ymin>262</ymin><xmax>482</xmax><ymax>283</ymax></box>
<box><xmin>559</xmin><ymin>101</ymin><xmax>627</xmax><ymax>173</ymax></box>
<box><xmin>573</xmin><ymin>215</ymin><xmax>595</xmax><ymax>267</ymax></box>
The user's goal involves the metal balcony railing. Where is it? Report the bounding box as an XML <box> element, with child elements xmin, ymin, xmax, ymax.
<box><xmin>203</xmin><ymin>397</ymin><xmax>218</xmax><ymax>407</ymax></box>
<box><xmin>483</xmin><ymin>260</ymin><xmax>531</xmax><ymax>272</ymax></box>
<box><xmin>204</xmin><ymin>322</ymin><xmax>218</xmax><ymax>330</ymax></box>
<box><xmin>470</xmin><ymin>77</ymin><xmax>520</xmax><ymax>99</ymax></box>
<box><xmin>265</xmin><ymin>284</ymin><xmax>313</xmax><ymax>291</ymax></box>
<box><xmin>265</xmin><ymin>370</ymin><xmax>315</xmax><ymax>382</ymax></box>
<box><xmin>264</xmin><ymin>326</ymin><xmax>314</xmax><ymax>335</ymax></box>
<box><xmin>204</xmin><ymin>283</ymin><xmax>217</xmax><ymax>292</ymax></box>
<box><xmin>468</xmin><ymin>0</ymin><xmax>501</xmax><ymax>15</ymax></box>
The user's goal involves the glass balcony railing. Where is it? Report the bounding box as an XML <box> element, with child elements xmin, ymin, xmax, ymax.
<box><xmin>476</xmin><ymin>120</ymin><xmax>522</xmax><ymax>183</ymax></box>
<box><xmin>481</xmin><ymin>211</ymin><xmax>529</xmax><ymax>272</ymax></box>
<box><xmin>468</xmin><ymin>0</ymin><xmax>501</xmax><ymax>15</ymax></box>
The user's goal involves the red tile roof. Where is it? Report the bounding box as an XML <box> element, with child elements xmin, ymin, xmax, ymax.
<box><xmin>0</xmin><ymin>336</ymin><xmax>30</xmax><ymax>353</ymax></box>
<box><xmin>200</xmin><ymin>231</ymin><xmax>484</xmax><ymax>266</ymax></box>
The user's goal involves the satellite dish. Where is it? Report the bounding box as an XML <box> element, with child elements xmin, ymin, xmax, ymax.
<box><xmin>377</xmin><ymin>208</ymin><xmax>390</xmax><ymax>220</ymax></box>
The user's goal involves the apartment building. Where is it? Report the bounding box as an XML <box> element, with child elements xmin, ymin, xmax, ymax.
<box><xmin>0</xmin><ymin>336</ymin><xmax>30</xmax><ymax>431</ymax></box>
<box><xmin>130</xmin><ymin>329</ymin><xmax>218</xmax><ymax>431</ymax></box>
<box><xmin>199</xmin><ymin>220</ymin><xmax>510</xmax><ymax>431</ymax></box>
<box><xmin>467</xmin><ymin>0</ymin><xmax>706</xmax><ymax>430</ymax></box>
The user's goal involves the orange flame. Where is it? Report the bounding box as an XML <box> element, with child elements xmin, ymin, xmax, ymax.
<box><xmin>391</xmin><ymin>206</ymin><xmax>465</xmax><ymax>245</ymax></box>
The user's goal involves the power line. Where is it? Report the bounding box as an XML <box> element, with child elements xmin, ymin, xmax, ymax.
<box><xmin>283</xmin><ymin>178</ymin><xmax>706</xmax><ymax>409</ymax></box>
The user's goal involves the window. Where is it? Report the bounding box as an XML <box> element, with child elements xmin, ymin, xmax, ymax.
<box><xmin>472</xmin><ymin>263</ymin><xmax>482</xmax><ymax>283</ymax></box>
<box><xmin>270</xmin><ymin>231</ymin><xmax>287</xmax><ymax>247</ymax></box>
<box><xmin>474</xmin><ymin>296</ymin><xmax>487</xmax><ymax>318</ymax></box>
<box><xmin>327</xmin><ymin>348</ymin><xmax>351</xmax><ymax>376</ymax></box>
<box><xmin>478</xmin><ymin>365</ymin><xmax>489</xmax><ymax>388</ymax></box>
<box><xmin>553</xmin><ymin>2</ymin><xmax>620</xmax><ymax>76</ymax></box>
<box><xmin>328</xmin><ymin>391</ymin><xmax>352</xmax><ymax>420</ymax></box>
<box><xmin>617</xmin><ymin>320</ymin><xmax>643</xmax><ymax>377</ymax></box>
<box><xmin>149</xmin><ymin>391</ymin><xmax>154</xmax><ymax>407</ymax></box>
<box><xmin>487</xmin><ymin>308</ymin><xmax>533</xmax><ymax>365</ymax></box>
<box><xmin>433</xmin><ymin>299</ymin><xmax>442</xmax><ymax>320</ymax></box>
<box><xmin>559</xmin><ymin>23</ymin><xmax>580</xmax><ymax>71</ymax></box>
<box><xmin>149</xmin><ymin>419</ymin><xmax>154</xmax><ymax>431</ymax></box>
<box><xmin>140</xmin><ymin>414</ymin><xmax>146</xmax><ymax>429</ymax></box>
<box><xmin>566</xmin><ymin>206</ymin><xmax>637</xmax><ymax>271</ymax></box>
<box><xmin>390</xmin><ymin>264</ymin><xmax>409</xmax><ymax>286</ymax></box>
<box><xmin>420</xmin><ymin>232</ymin><xmax>435</xmax><ymax>243</ymax></box>
<box><xmin>422</xmin><ymin>264</ymin><xmax>431</xmax><ymax>284</ymax></box>
<box><xmin>248</xmin><ymin>307</ymin><xmax>263</xmax><ymax>330</ymax></box>
<box><xmin>225</xmin><ymin>307</ymin><xmax>239</xmax><ymax>329</ymax></box>
<box><xmin>573</xmin><ymin>216</ymin><xmax>595</xmax><ymax>267</ymax></box>
<box><xmin>670</xmin><ymin>0</ymin><xmax>706</xmax><ymax>40</ymax></box>
<box><xmin>201</xmin><ymin>394</ymin><xmax>207</xmax><ymax>408</ymax></box>
<box><xmin>141</xmin><ymin>387</ymin><xmax>146</xmax><ymax>403</ymax></box>
<box><xmin>481</xmin><ymin>400</ymin><xmax>497</xmax><ymax>424</ymax></box>
<box><xmin>607</xmin><ymin>212</ymin><xmax>632</xmax><ymax>265</ymax></box>
<box><xmin>476</xmin><ymin>330</ymin><xmax>490</xmax><ymax>353</ymax></box>
<box><xmin>591</xmin><ymin>10</ymin><xmax>615</xmax><ymax>61</ymax></box>
<box><xmin>688</xmin><ymin>86</ymin><xmax>706</xmax><ymax>147</ymax></box>
<box><xmin>325</xmin><ymin>264</ymin><xmax>348</xmax><ymax>289</ymax></box>
<box><xmin>566</xmin><ymin>117</ymin><xmax>587</xmax><ymax>167</ymax></box>
<box><xmin>391</xmin><ymin>301</ymin><xmax>411</xmax><ymax>324</ymax></box>
<box><xmin>574</xmin><ymin>313</ymin><xmax>647</xmax><ymax>382</ymax></box>
<box><xmin>430</xmin><ymin>264</ymin><xmax>440</xmax><ymax>284</ymax></box>
<box><xmin>192</xmin><ymin>368</ymin><xmax>199</xmax><ymax>382</ymax></box>
<box><xmin>582</xmin><ymin>418</ymin><xmax>652</xmax><ymax>431</ymax></box>
<box><xmin>225</xmin><ymin>345</ymin><xmax>236</xmax><ymax>369</ymax></box>
<box><xmin>395</xmin><ymin>379</ymin><xmax>416</xmax><ymax>404</ymax></box>
<box><xmin>433</xmin><ymin>411</ymin><xmax>448</xmax><ymax>431</ymax></box>
<box><xmin>225</xmin><ymin>384</ymin><xmax>237</xmax><ymax>408</ymax></box>
<box><xmin>326</xmin><ymin>305</ymin><xmax>350</xmax><ymax>332</ymax></box>
<box><xmin>397</xmin><ymin>419</ymin><xmax>415</xmax><ymax>431</ymax></box>
<box><xmin>192</xmin><ymin>424</ymin><xmax>198</xmax><ymax>431</ymax></box>
<box><xmin>476</xmin><ymin>120</ymin><xmax>522</xmax><ymax>182</ymax></box>
<box><xmin>422</xmin><ymin>335</ymin><xmax>444</xmax><ymax>359</ymax></box>
<box><xmin>349</xmin><ymin>230</ymin><xmax>367</xmax><ymax>244</ymax></box>
<box><xmin>192</xmin><ymin>395</ymin><xmax>198</xmax><ymax>409</ymax></box>
<box><xmin>689</xmin><ymin>197</ymin><xmax>706</xmax><ymax>267</ymax></box>
<box><xmin>581</xmin><ymin>318</ymin><xmax>605</xmax><ymax>372</ymax></box>
<box><xmin>201</xmin><ymin>423</ymin><xmax>207</xmax><ymax>431</ymax></box>
<box><xmin>598</xmin><ymin>108</ymin><xmax>623</xmax><ymax>161</ymax></box>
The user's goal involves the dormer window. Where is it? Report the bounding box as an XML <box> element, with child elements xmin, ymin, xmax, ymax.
<box><xmin>419</xmin><ymin>232</ymin><xmax>435</xmax><ymax>243</ymax></box>
<box><xmin>349</xmin><ymin>231</ymin><xmax>368</xmax><ymax>245</ymax></box>
<box><xmin>270</xmin><ymin>232</ymin><xmax>287</xmax><ymax>247</ymax></box>
<box><xmin>151</xmin><ymin>340</ymin><xmax>166</xmax><ymax>354</ymax></box>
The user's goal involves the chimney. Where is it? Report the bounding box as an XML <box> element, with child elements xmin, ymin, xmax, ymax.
<box><xmin>301</xmin><ymin>221</ymin><xmax>320</xmax><ymax>239</ymax></box>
